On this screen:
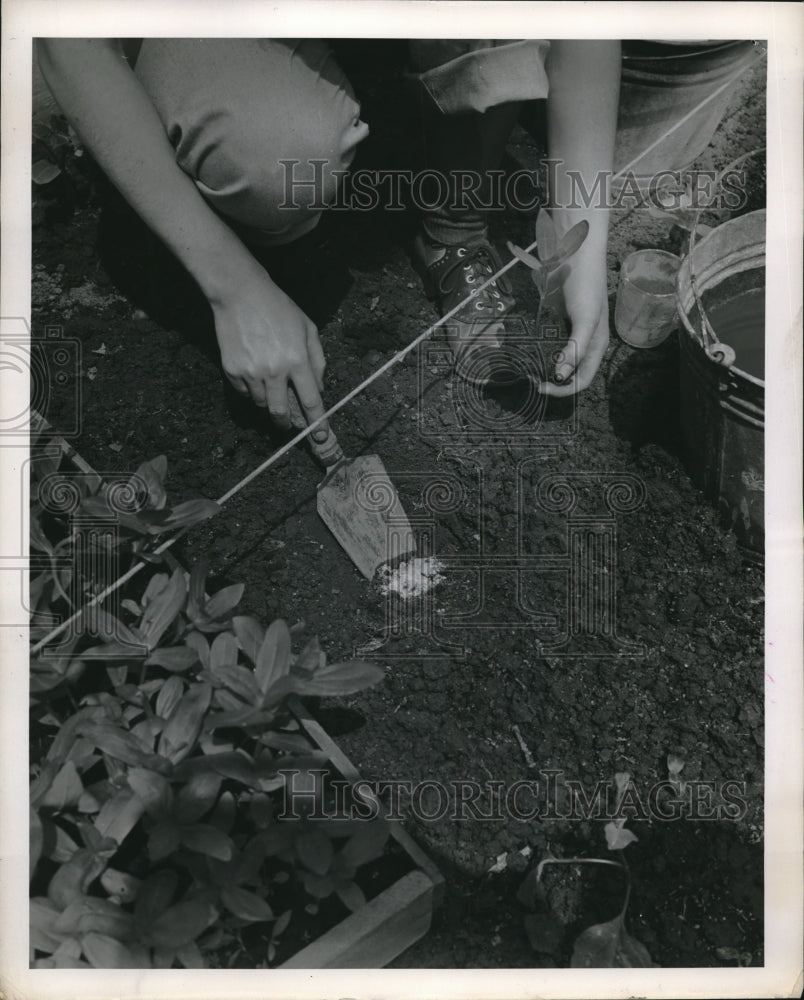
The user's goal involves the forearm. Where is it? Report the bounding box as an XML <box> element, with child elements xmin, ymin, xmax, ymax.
<box><xmin>36</xmin><ymin>38</ymin><xmax>257</xmax><ymax>305</ymax></box>
<box><xmin>546</xmin><ymin>40</ymin><xmax>620</xmax><ymax>246</ymax></box>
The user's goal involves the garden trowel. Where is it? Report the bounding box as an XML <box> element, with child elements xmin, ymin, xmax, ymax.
<box><xmin>287</xmin><ymin>391</ymin><xmax>416</xmax><ymax>579</ymax></box>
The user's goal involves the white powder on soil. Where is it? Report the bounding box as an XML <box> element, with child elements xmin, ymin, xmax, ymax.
<box><xmin>378</xmin><ymin>557</ymin><xmax>445</xmax><ymax>599</ymax></box>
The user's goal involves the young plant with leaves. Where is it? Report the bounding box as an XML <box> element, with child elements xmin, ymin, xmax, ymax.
<box><xmin>507</xmin><ymin>209</ymin><xmax>589</xmax><ymax>334</ymax></box>
<box><xmin>30</xmin><ymin>556</ymin><xmax>388</xmax><ymax>969</ymax></box>
<box><xmin>517</xmin><ymin>772</ymin><xmax>657</xmax><ymax>968</ymax></box>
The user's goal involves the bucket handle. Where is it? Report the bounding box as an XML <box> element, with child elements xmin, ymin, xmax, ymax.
<box><xmin>686</xmin><ymin>146</ymin><xmax>765</xmax><ymax>372</ymax></box>
<box><xmin>704</xmin><ymin>341</ymin><xmax>736</xmax><ymax>368</ymax></box>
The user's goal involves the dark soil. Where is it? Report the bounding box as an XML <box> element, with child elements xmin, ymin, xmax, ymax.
<box><xmin>32</xmin><ymin>42</ymin><xmax>766</xmax><ymax>968</ymax></box>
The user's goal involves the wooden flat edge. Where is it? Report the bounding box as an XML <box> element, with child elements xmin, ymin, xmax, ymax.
<box><xmin>31</xmin><ymin>407</ymin><xmax>103</xmax><ymax>492</ymax></box>
<box><xmin>288</xmin><ymin>695</ymin><xmax>445</xmax><ymax>903</ymax></box>
<box><xmin>279</xmin><ymin>869</ymin><xmax>434</xmax><ymax>969</ymax></box>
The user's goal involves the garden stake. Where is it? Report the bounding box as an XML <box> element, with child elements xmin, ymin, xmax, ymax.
<box><xmin>286</xmin><ymin>391</ymin><xmax>415</xmax><ymax>580</ymax></box>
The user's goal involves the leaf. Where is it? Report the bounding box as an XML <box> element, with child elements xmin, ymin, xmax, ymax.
<box><xmin>141</xmin><ymin>572</ymin><xmax>169</xmax><ymax>608</ymax></box>
<box><xmin>209</xmin><ymin>631</ymin><xmax>239</xmax><ymax>675</ymax></box>
<box><xmin>176</xmin><ymin>941</ymin><xmax>206</xmax><ymax>969</ymax></box>
<box><xmin>571</xmin><ymin>914</ymin><xmax>622</xmax><ymax>968</ymax></box>
<box><xmin>40</xmin><ymin>761</ymin><xmax>83</xmax><ymax>811</ymax></box>
<box><xmin>94</xmin><ymin>789</ymin><xmax>146</xmax><ymax>845</ymax></box>
<box><xmin>185</xmin><ymin>631</ymin><xmax>210</xmax><ymax>670</ymax></box>
<box><xmin>133</xmin><ymin>456</ymin><xmax>167</xmax><ymax>510</ymax></box>
<box><xmin>47</xmin><ymin>849</ymin><xmax>105</xmax><ymax>908</ymax></box>
<box><xmin>255</xmin><ymin>619</ymin><xmax>292</xmax><ymax>695</ymax></box>
<box><xmin>87</xmin><ymin>607</ymin><xmax>143</xmax><ymax>648</ymax></box>
<box><xmin>267</xmin><ymin>660</ymin><xmax>384</xmax><ymax>703</ymax></box>
<box><xmin>549</xmin><ymin>219</ymin><xmax>589</xmax><ymax>268</ymax></box>
<box><xmin>127</xmin><ymin>767</ymin><xmax>172</xmax><ymax>816</ymax></box>
<box><xmin>295</xmin><ymin>636</ymin><xmax>324</xmax><ymax>675</ymax></box>
<box><xmin>338</xmin><ymin>819</ymin><xmax>389</xmax><ymax>870</ymax></box>
<box><xmin>232</xmin><ymin>616</ymin><xmax>265</xmax><ymax>665</ymax></box>
<box><xmin>535</xmin><ymin>208</ymin><xmax>557</xmax><ymax>261</ymax></box>
<box><xmin>260</xmin><ymin>731</ymin><xmax>316</xmax><ymax>754</ymax></box>
<box><xmin>221</xmin><ymin>885</ymin><xmax>274</xmax><ymax>923</ymax></box>
<box><xmin>147</xmin><ymin>821</ymin><xmax>181</xmax><ymax>861</ymax></box>
<box><xmin>174</xmin><ymin>770</ymin><xmax>222</xmax><ymax>825</ymax></box>
<box><xmin>180</xmin><ymin>824</ymin><xmax>233</xmax><ymax>861</ymax></box>
<box><xmin>667</xmin><ymin>752</ymin><xmax>685</xmax><ymax>786</ymax></box>
<box><xmin>507</xmin><ymin>240</ymin><xmax>543</xmax><ymax>273</ymax></box>
<box><xmin>215</xmin><ymin>664</ymin><xmax>261</xmax><ymax>703</ymax></box>
<box><xmin>203</xmin><ymin>583</ymin><xmax>245</xmax><ymax>622</ymax></box>
<box><xmin>30</xmin><ymin>808</ymin><xmax>44</xmax><ymax>879</ymax></box>
<box><xmin>186</xmin><ymin>560</ymin><xmax>207</xmax><ymax>620</ymax></box>
<box><xmin>335</xmin><ymin>881</ymin><xmax>366</xmax><ymax>913</ymax></box>
<box><xmin>144</xmin><ymin>896</ymin><xmax>219</xmax><ymax>950</ymax></box>
<box><xmin>295</xmin><ymin>827</ymin><xmax>333</xmax><ymax>875</ymax></box>
<box><xmin>162</xmin><ymin>499</ymin><xmax>220</xmax><ymax>529</ymax></box>
<box><xmin>30</xmin><ymin>897</ymin><xmax>62</xmax><ymax>953</ymax></box>
<box><xmin>188</xmin><ymin>750</ymin><xmax>259</xmax><ymax>787</ymax></box>
<box><xmin>139</xmin><ymin>568</ymin><xmax>186</xmax><ymax>649</ymax></box>
<box><xmin>30</xmin><ymin>516</ymin><xmax>55</xmax><ymax>555</ymax></box>
<box><xmin>273</xmin><ymin>909</ymin><xmax>292</xmax><ymax>937</ymax></box>
<box><xmin>83</xmin><ymin>932</ymin><xmax>146</xmax><ymax>969</ymax></box>
<box><xmin>33</xmin><ymin>159</ymin><xmax>62</xmax><ymax>185</ymax></box>
<box><xmin>155</xmin><ymin>675</ymin><xmax>184</xmax><ymax>720</ymax></box>
<box><xmin>203</xmin><ymin>707</ymin><xmax>266</xmax><ymax>732</ymax></box>
<box><xmin>516</xmin><ymin>867</ymin><xmax>547</xmax><ymax>910</ymax></box>
<box><xmin>100</xmin><ymin>868</ymin><xmax>141</xmax><ymax>902</ymax></box>
<box><xmin>604</xmin><ymin>821</ymin><xmax>638</xmax><ymax>851</ymax></box>
<box><xmin>77</xmin><ymin>723</ymin><xmax>154</xmax><ymax>767</ymax></box>
<box><xmin>134</xmin><ymin>870</ymin><xmax>178</xmax><ymax>926</ymax></box>
<box><xmin>524</xmin><ymin>913</ymin><xmax>564</xmax><ymax>955</ymax></box>
<box><xmin>158</xmin><ymin>684</ymin><xmax>211</xmax><ymax>764</ymax></box>
<box><xmin>302</xmin><ymin>871</ymin><xmax>334</xmax><ymax>899</ymax></box>
<box><xmin>208</xmin><ymin>790</ymin><xmax>237</xmax><ymax>833</ymax></box>
<box><xmin>71</xmin><ymin>898</ymin><xmax>134</xmax><ymax>940</ymax></box>
<box><xmin>617</xmin><ymin>928</ymin><xmax>658</xmax><ymax>967</ymax></box>
<box><xmin>145</xmin><ymin>646</ymin><xmax>198</xmax><ymax>672</ymax></box>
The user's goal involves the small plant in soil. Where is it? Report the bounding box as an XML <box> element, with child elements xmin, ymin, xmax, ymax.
<box><xmin>517</xmin><ymin>772</ymin><xmax>657</xmax><ymax>968</ymax></box>
<box><xmin>30</xmin><ymin>452</ymin><xmax>219</xmax><ymax>659</ymax></box>
<box><xmin>507</xmin><ymin>208</ymin><xmax>589</xmax><ymax>332</ymax></box>
<box><xmin>29</xmin><ymin>455</ymin><xmax>388</xmax><ymax>968</ymax></box>
<box><xmin>32</xmin><ymin>113</ymin><xmax>96</xmax><ymax>223</ymax></box>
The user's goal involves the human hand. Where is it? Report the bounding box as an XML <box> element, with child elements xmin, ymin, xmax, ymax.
<box><xmin>539</xmin><ymin>225</ymin><xmax>610</xmax><ymax>397</ymax></box>
<box><xmin>211</xmin><ymin>263</ymin><xmax>328</xmax><ymax>433</ymax></box>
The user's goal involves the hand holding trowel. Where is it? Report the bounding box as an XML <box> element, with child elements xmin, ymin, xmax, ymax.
<box><xmin>286</xmin><ymin>388</ymin><xmax>416</xmax><ymax>580</ymax></box>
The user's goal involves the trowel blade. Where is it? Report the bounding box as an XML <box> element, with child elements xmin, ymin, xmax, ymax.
<box><xmin>316</xmin><ymin>454</ymin><xmax>416</xmax><ymax>580</ymax></box>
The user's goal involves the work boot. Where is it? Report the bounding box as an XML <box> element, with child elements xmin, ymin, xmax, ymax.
<box><xmin>413</xmin><ymin>231</ymin><xmax>516</xmax><ymax>386</ymax></box>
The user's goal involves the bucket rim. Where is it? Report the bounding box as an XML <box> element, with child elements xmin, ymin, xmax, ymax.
<box><xmin>621</xmin><ymin>39</ymin><xmax>759</xmax><ymax>65</ymax></box>
<box><xmin>676</xmin><ymin>210</ymin><xmax>766</xmax><ymax>388</ymax></box>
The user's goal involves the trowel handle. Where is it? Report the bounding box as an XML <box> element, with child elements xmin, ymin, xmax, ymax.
<box><xmin>286</xmin><ymin>389</ymin><xmax>344</xmax><ymax>467</ymax></box>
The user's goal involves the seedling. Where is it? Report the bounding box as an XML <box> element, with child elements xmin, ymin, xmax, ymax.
<box><xmin>507</xmin><ymin>209</ymin><xmax>589</xmax><ymax>332</ymax></box>
<box><xmin>518</xmin><ymin>772</ymin><xmax>657</xmax><ymax>968</ymax></box>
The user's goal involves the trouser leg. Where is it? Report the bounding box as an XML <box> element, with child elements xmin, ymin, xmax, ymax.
<box><xmin>133</xmin><ymin>38</ymin><xmax>369</xmax><ymax>244</ymax></box>
<box><xmin>420</xmin><ymin>100</ymin><xmax>523</xmax><ymax>246</ymax></box>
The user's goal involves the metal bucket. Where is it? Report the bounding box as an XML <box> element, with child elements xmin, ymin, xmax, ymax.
<box><xmin>676</xmin><ymin>210</ymin><xmax>765</xmax><ymax>558</ymax></box>
<box><xmin>614</xmin><ymin>40</ymin><xmax>760</xmax><ymax>190</ymax></box>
